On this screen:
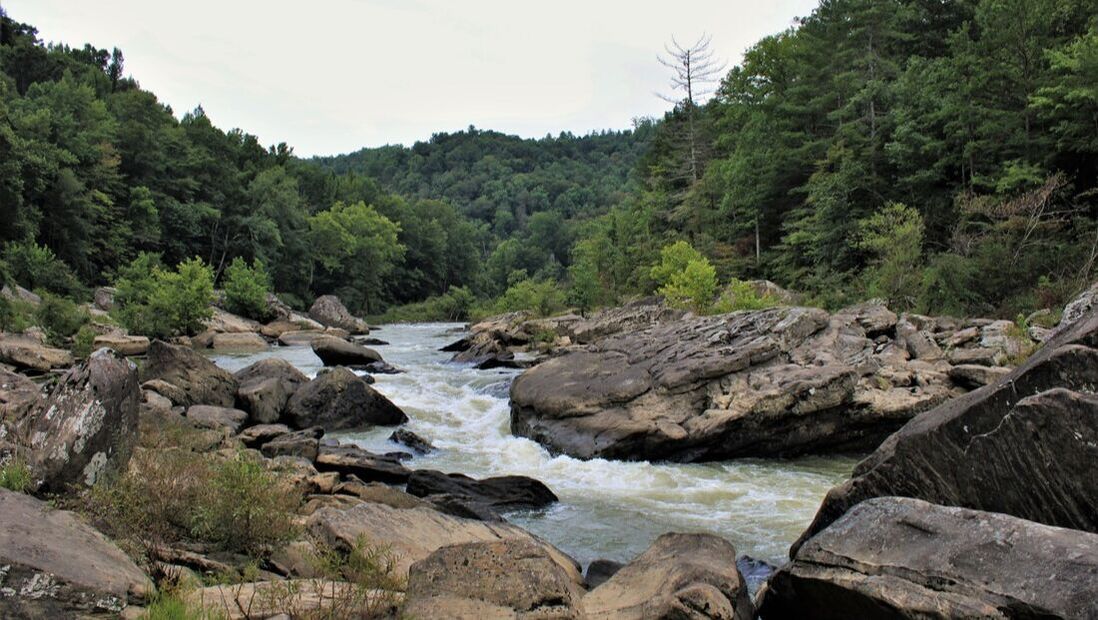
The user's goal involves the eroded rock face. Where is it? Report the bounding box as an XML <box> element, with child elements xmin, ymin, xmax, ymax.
<box><xmin>510</xmin><ymin>305</ymin><xmax>962</xmax><ymax>461</ymax></box>
<box><xmin>582</xmin><ymin>533</ymin><xmax>753</xmax><ymax>620</ymax></box>
<box><xmin>139</xmin><ymin>340</ymin><xmax>237</xmax><ymax>408</ymax></box>
<box><xmin>0</xmin><ymin>367</ymin><xmax>40</xmax><ymax>426</ymax></box>
<box><xmin>307</xmin><ymin>502</ymin><xmax>581</xmax><ymax>582</ymax></box>
<box><xmin>308</xmin><ymin>295</ymin><xmax>369</xmax><ymax>334</ymax></box>
<box><xmin>793</xmin><ymin>303</ymin><xmax>1098</xmax><ymax>552</ymax></box>
<box><xmin>759</xmin><ymin>497</ymin><xmax>1098</xmax><ymax>620</ymax></box>
<box><xmin>0</xmin><ymin>489</ymin><xmax>153</xmax><ymax>617</ymax></box>
<box><xmin>284</xmin><ymin>367</ymin><xmax>406</xmax><ymax>431</ymax></box>
<box><xmin>18</xmin><ymin>349</ymin><xmax>139</xmax><ymax>492</ymax></box>
<box><xmin>404</xmin><ymin>539</ymin><xmax>586</xmax><ymax>619</ymax></box>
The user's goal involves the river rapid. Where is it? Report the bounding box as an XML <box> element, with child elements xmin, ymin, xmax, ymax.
<box><xmin>210</xmin><ymin>322</ymin><xmax>858</xmax><ymax>571</ymax></box>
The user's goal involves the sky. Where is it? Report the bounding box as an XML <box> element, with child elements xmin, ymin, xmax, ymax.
<box><xmin>4</xmin><ymin>0</ymin><xmax>819</xmax><ymax>157</ymax></box>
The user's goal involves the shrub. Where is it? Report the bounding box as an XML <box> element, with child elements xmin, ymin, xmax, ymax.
<box><xmin>2</xmin><ymin>240</ymin><xmax>84</xmax><ymax>298</ymax></box>
<box><xmin>222</xmin><ymin>258</ymin><xmax>274</xmax><ymax>322</ymax></box>
<box><xmin>651</xmin><ymin>242</ymin><xmax>718</xmax><ymax>314</ymax></box>
<box><xmin>370</xmin><ymin>286</ymin><xmax>476</xmax><ymax>323</ymax></box>
<box><xmin>114</xmin><ymin>254</ymin><xmax>215</xmax><ymax>338</ymax></box>
<box><xmin>34</xmin><ymin>292</ymin><xmax>90</xmax><ymax>346</ymax></box>
<box><xmin>493</xmin><ymin>278</ymin><xmax>567</xmax><ymax>317</ymax></box>
<box><xmin>858</xmin><ymin>203</ymin><xmax>924</xmax><ymax>311</ymax></box>
<box><xmin>712</xmin><ymin>279</ymin><xmax>780</xmax><ymax>313</ymax></box>
<box><xmin>72</xmin><ymin>324</ymin><xmax>98</xmax><ymax>358</ymax></box>
<box><xmin>0</xmin><ymin>460</ymin><xmax>32</xmax><ymax>493</ymax></box>
<box><xmin>0</xmin><ymin>297</ymin><xmax>35</xmax><ymax>333</ymax></box>
<box><xmin>142</xmin><ymin>591</ymin><xmax>223</xmax><ymax>620</ymax></box>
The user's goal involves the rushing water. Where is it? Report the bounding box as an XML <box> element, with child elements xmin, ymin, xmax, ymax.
<box><xmin>210</xmin><ymin>322</ymin><xmax>858</xmax><ymax>570</ymax></box>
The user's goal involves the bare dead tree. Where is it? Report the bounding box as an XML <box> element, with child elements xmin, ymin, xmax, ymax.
<box><xmin>657</xmin><ymin>34</ymin><xmax>726</xmax><ymax>182</ymax></box>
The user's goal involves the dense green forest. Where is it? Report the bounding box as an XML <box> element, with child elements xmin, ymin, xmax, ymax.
<box><xmin>3</xmin><ymin>0</ymin><xmax>1098</xmax><ymax>333</ymax></box>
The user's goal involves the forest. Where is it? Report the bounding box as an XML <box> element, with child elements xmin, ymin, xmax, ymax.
<box><xmin>3</xmin><ymin>0</ymin><xmax>1098</xmax><ymax>331</ymax></box>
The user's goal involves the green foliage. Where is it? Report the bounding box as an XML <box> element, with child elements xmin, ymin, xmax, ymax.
<box><xmin>370</xmin><ymin>286</ymin><xmax>476</xmax><ymax>323</ymax></box>
<box><xmin>34</xmin><ymin>292</ymin><xmax>90</xmax><ymax>346</ymax></box>
<box><xmin>0</xmin><ymin>297</ymin><xmax>35</xmax><ymax>333</ymax></box>
<box><xmin>0</xmin><ymin>460</ymin><xmax>32</xmax><ymax>493</ymax></box>
<box><xmin>2</xmin><ymin>240</ymin><xmax>84</xmax><ymax>298</ymax></box>
<box><xmin>72</xmin><ymin>324</ymin><xmax>97</xmax><ymax>358</ymax></box>
<box><xmin>713</xmin><ymin>279</ymin><xmax>781</xmax><ymax>313</ymax></box>
<box><xmin>858</xmin><ymin>203</ymin><xmax>925</xmax><ymax>311</ymax></box>
<box><xmin>651</xmin><ymin>242</ymin><xmax>718</xmax><ymax>313</ymax></box>
<box><xmin>114</xmin><ymin>254</ymin><xmax>214</xmax><ymax>338</ymax></box>
<box><xmin>221</xmin><ymin>257</ymin><xmax>273</xmax><ymax>322</ymax></box>
<box><xmin>141</xmin><ymin>592</ymin><xmax>223</xmax><ymax>620</ymax></box>
<box><xmin>493</xmin><ymin>278</ymin><xmax>568</xmax><ymax>317</ymax></box>
<box><xmin>309</xmin><ymin>201</ymin><xmax>404</xmax><ymax>314</ymax></box>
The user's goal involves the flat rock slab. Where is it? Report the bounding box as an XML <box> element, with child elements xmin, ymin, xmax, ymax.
<box><xmin>0</xmin><ymin>334</ymin><xmax>72</xmax><ymax>373</ymax></box>
<box><xmin>0</xmin><ymin>488</ymin><xmax>153</xmax><ymax>616</ymax></box>
<box><xmin>92</xmin><ymin>334</ymin><xmax>150</xmax><ymax>356</ymax></box>
<box><xmin>314</xmin><ymin>444</ymin><xmax>411</xmax><ymax>483</ymax></box>
<box><xmin>760</xmin><ymin>497</ymin><xmax>1098</xmax><ymax>619</ymax></box>
<box><xmin>406</xmin><ymin>470</ymin><xmax>558</xmax><ymax>513</ymax></box>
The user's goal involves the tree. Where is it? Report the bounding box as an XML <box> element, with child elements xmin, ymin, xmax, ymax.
<box><xmin>650</xmin><ymin>241</ymin><xmax>717</xmax><ymax>313</ymax></box>
<box><xmin>859</xmin><ymin>202</ymin><xmax>925</xmax><ymax>310</ymax></box>
<box><xmin>309</xmin><ymin>201</ymin><xmax>403</xmax><ymax>314</ymax></box>
<box><xmin>657</xmin><ymin>34</ymin><xmax>725</xmax><ymax>183</ymax></box>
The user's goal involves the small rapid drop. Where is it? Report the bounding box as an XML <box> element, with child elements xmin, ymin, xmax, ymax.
<box><xmin>211</xmin><ymin>322</ymin><xmax>857</xmax><ymax>567</ymax></box>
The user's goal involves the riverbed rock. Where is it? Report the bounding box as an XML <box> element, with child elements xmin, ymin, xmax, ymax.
<box><xmin>308</xmin><ymin>295</ymin><xmax>369</xmax><ymax>334</ymax></box>
<box><xmin>946</xmin><ymin>363</ymin><xmax>1010</xmax><ymax>388</ymax></box>
<box><xmin>0</xmin><ymin>367</ymin><xmax>40</xmax><ymax>425</ymax></box>
<box><xmin>92</xmin><ymin>334</ymin><xmax>150</xmax><ymax>357</ymax></box>
<box><xmin>0</xmin><ymin>488</ymin><xmax>153</xmax><ymax>617</ymax></box>
<box><xmin>307</xmin><ymin>502</ymin><xmax>582</xmax><ymax>582</ymax></box>
<box><xmin>389</xmin><ymin>428</ymin><xmax>435</xmax><ymax>454</ymax></box>
<box><xmin>793</xmin><ymin>300</ymin><xmax>1098</xmax><ymax>552</ymax></box>
<box><xmin>582</xmin><ymin>532</ymin><xmax>753</xmax><ymax>620</ymax></box>
<box><xmin>18</xmin><ymin>348</ymin><xmax>139</xmax><ymax>491</ymax></box>
<box><xmin>233</xmin><ymin>358</ymin><xmax>308</xmax><ymax>424</ymax></box>
<box><xmin>237</xmin><ymin>423</ymin><xmax>294</xmax><ymax>448</ymax></box>
<box><xmin>584</xmin><ymin>559</ymin><xmax>624</xmax><ymax>590</ymax></box>
<box><xmin>185</xmin><ymin>405</ymin><xmax>248</xmax><ymax>434</ymax></box>
<box><xmin>204</xmin><ymin>307</ymin><xmax>263</xmax><ymax>334</ymax></box>
<box><xmin>759</xmin><ymin>497</ymin><xmax>1098</xmax><ymax>619</ymax></box>
<box><xmin>314</xmin><ymin>443</ymin><xmax>410</xmax><ymax>483</ymax></box>
<box><xmin>510</xmin><ymin>304</ymin><xmax>960</xmax><ymax>462</ymax></box>
<box><xmin>403</xmin><ymin>538</ymin><xmax>586</xmax><ymax>619</ymax></box>
<box><xmin>210</xmin><ymin>331</ymin><xmax>268</xmax><ymax>351</ymax></box>
<box><xmin>284</xmin><ymin>367</ymin><xmax>406</xmax><ymax>431</ymax></box>
<box><xmin>406</xmin><ymin>470</ymin><xmax>558</xmax><ymax>515</ymax></box>
<box><xmin>571</xmin><ymin>300</ymin><xmax>687</xmax><ymax>344</ymax></box>
<box><xmin>140</xmin><ymin>340</ymin><xmax>238</xmax><ymax>408</ymax></box>
<box><xmin>260</xmin><ymin>427</ymin><xmax>323</xmax><ymax>461</ymax></box>
<box><xmin>0</xmin><ymin>333</ymin><xmax>73</xmax><ymax>373</ymax></box>
<box><xmin>310</xmin><ymin>335</ymin><xmax>382</xmax><ymax>367</ymax></box>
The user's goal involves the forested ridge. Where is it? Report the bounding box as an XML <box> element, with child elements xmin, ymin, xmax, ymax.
<box><xmin>3</xmin><ymin>0</ymin><xmax>1098</xmax><ymax>330</ymax></box>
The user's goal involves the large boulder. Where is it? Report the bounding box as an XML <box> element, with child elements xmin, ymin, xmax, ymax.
<box><xmin>0</xmin><ymin>334</ymin><xmax>72</xmax><ymax>373</ymax></box>
<box><xmin>307</xmin><ymin>502</ymin><xmax>582</xmax><ymax>582</ymax></box>
<box><xmin>0</xmin><ymin>367</ymin><xmax>40</xmax><ymax>426</ymax></box>
<box><xmin>582</xmin><ymin>533</ymin><xmax>753</xmax><ymax>620</ymax></box>
<box><xmin>91</xmin><ymin>334</ymin><xmax>150</xmax><ymax>356</ymax></box>
<box><xmin>139</xmin><ymin>340</ymin><xmax>238</xmax><ymax>408</ymax></box>
<box><xmin>0</xmin><ymin>489</ymin><xmax>153</xmax><ymax>616</ymax></box>
<box><xmin>308</xmin><ymin>295</ymin><xmax>369</xmax><ymax>334</ymax></box>
<box><xmin>210</xmin><ymin>331</ymin><xmax>268</xmax><ymax>351</ymax></box>
<box><xmin>793</xmin><ymin>302</ymin><xmax>1098</xmax><ymax>552</ymax></box>
<box><xmin>204</xmin><ymin>307</ymin><xmax>263</xmax><ymax>334</ymax></box>
<box><xmin>310</xmin><ymin>335</ymin><xmax>383</xmax><ymax>367</ymax></box>
<box><xmin>185</xmin><ymin>405</ymin><xmax>248</xmax><ymax>434</ymax></box>
<box><xmin>18</xmin><ymin>349</ymin><xmax>139</xmax><ymax>492</ymax></box>
<box><xmin>234</xmin><ymin>358</ymin><xmax>308</xmax><ymax>424</ymax></box>
<box><xmin>510</xmin><ymin>304</ymin><xmax>958</xmax><ymax>462</ymax></box>
<box><xmin>759</xmin><ymin>497</ymin><xmax>1098</xmax><ymax>619</ymax></box>
<box><xmin>571</xmin><ymin>300</ymin><xmax>687</xmax><ymax>344</ymax></box>
<box><xmin>403</xmin><ymin>539</ymin><xmax>586</xmax><ymax>619</ymax></box>
<box><xmin>314</xmin><ymin>443</ymin><xmax>411</xmax><ymax>483</ymax></box>
<box><xmin>284</xmin><ymin>367</ymin><xmax>406</xmax><ymax>431</ymax></box>
<box><xmin>406</xmin><ymin>470</ymin><xmax>558</xmax><ymax>516</ymax></box>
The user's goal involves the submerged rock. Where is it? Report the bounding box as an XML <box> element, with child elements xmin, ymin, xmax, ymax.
<box><xmin>139</xmin><ymin>340</ymin><xmax>238</xmax><ymax>408</ymax></box>
<box><xmin>284</xmin><ymin>367</ymin><xmax>407</xmax><ymax>431</ymax></box>
<box><xmin>759</xmin><ymin>497</ymin><xmax>1098</xmax><ymax>619</ymax></box>
<box><xmin>0</xmin><ymin>488</ymin><xmax>153</xmax><ymax>617</ymax></box>
<box><xmin>794</xmin><ymin>302</ymin><xmax>1098</xmax><ymax>551</ymax></box>
<box><xmin>388</xmin><ymin>428</ymin><xmax>435</xmax><ymax>454</ymax></box>
<box><xmin>308</xmin><ymin>295</ymin><xmax>369</xmax><ymax>334</ymax></box>
<box><xmin>510</xmin><ymin>304</ymin><xmax>960</xmax><ymax>462</ymax></box>
<box><xmin>582</xmin><ymin>532</ymin><xmax>754</xmax><ymax>620</ymax></box>
<box><xmin>18</xmin><ymin>349</ymin><xmax>139</xmax><ymax>491</ymax></box>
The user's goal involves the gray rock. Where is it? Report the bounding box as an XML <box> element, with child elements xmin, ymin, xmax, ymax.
<box><xmin>285</xmin><ymin>367</ymin><xmax>406</xmax><ymax>431</ymax></box>
<box><xmin>310</xmin><ymin>335</ymin><xmax>382</xmax><ymax>367</ymax></box>
<box><xmin>308</xmin><ymin>295</ymin><xmax>369</xmax><ymax>334</ymax></box>
<box><xmin>405</xmin><ymin>470</ymin><xmax>558</xmax><ymax>515</ymax></box>
<box><xmin>237</xmin><ymin>423</ymin><xmax>293</xmax><ymax>447</ymax></box>
<box><xmin>18</xmin><ymin>349</ymin><xmax>139</xmax><ymax>492</ymax></box>
<box><xmin>0</xmin><ymin>489</ymin><xmax>153</xmax><ymax>617</ymax></box>
<box><xmin>388</xmin><ymin>428</ymin><xmax>435</xmax><ymax>454</ymax></box>
<box><xmin>314</xmin><ymin>443</ymin><xmax>410</xmax><ymax>484</ymax></box>
<box><xmin>260</xmin><ymin>427</ymin><xmax>323</xmax><ymax>462</ymax></box>
<box><xmin>139</xmin><ymin>340</ymin><xmax>238</xmax><ymax>408</ymax></box>
<box><xmin>234</xmin><ymin>358</ymin><xmax>308</xmax><ymax>424</ymax></box>
<box><xmin>185</xmin><ymin>405</ymin><xmax>248</xmax><ymax>434</ymax></box>
<box><xmin>947</xmin><ymin>363</ymin><xmax>1011</xmax><ymax>388</ymax></box>
<box><xmin>582</xmin><ymin>532</ymin><xmax>754</xmax><ymax>620</ymax></box>
<box><xmin>760</xmin><ymin>497</ymin><xmax>1098</xmax><ymax>619</ymax></box>
<box><xmin>0</xmin><ymin>334</ymin><xmax>72</xmax><ymax>373</ymax></box>
<box><xmin>92</xmin><ymin>334</ymin><xmax>150</xmax><ymax>356</ymax></box>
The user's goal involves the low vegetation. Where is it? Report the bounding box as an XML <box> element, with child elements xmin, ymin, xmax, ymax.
<box><xmin>113</xmin><ymin>254</ymin><xmax>215</xmax><ymax>339</ymax></box>
<box><xmin>221</xmin><ymin>258</ymin><xmax>275</xmax><ymax>322</ymax></box>
<box><xmin>0</xmin><ymin>459</ymin><xmax>32</xmax><ymax>493</ymax></box>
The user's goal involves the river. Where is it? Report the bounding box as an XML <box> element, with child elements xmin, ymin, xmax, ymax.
<box><xmin>210</xmin><ymin>322</ymin><xmax>858</xmax><ymax>573</ymax></box>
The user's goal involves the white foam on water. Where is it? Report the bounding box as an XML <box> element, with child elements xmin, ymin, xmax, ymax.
<box><xmin>211</xmin><ymin>322</ymin><xmax>857</xmax><ymax>567</ymax></box>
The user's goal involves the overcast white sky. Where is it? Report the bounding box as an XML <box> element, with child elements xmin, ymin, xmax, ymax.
<box><xmin>4</xmin><ymin>0</ymin><xmax>818</xmax><ymax>156</ymax></box>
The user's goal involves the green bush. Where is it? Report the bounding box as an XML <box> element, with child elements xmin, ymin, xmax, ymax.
<box><xmin>493</xmin><ymin>278</ymin><xmax>567</xmax><ymax>317</ymax></box>
<box><xmin>370</xmin><ymin>286</ymin><xmax>476</xmax><ymax>323</ymax></box>
<box><xmin>222</xmin><ymin>258</ymin><xmax>273</xmax><ymax>322</ymax></box>
<box><xmin>0</xmin><ymin>460</ymin><xmax>32</xmax><ymax>493</ymax></box>
<box><xmin>114</xmin><ymin>254</ymin><xmax>215</xmax><ymax>338</ymax></box>
<box><xmin>0</xmin><ymin>297</ymin><xmax>35</xmax><ymax>333</ymax></box>
<box><xmin>34</xmin><ymin>292</ymin><xmax>90</xmax><ymax>346</ymax></box>
<box><xmin>712</xmin><ymin>279</ymin><xmax>780</xmax><ymax>313</ymax></box>
<box><xmin>858</xmin><ymin>203</ymin><xmax>924</xmax><ymax>311</ymax></box>
<box><xmin>72</xmin><ymin>324</ymin><xmax>98</xmax><ymax>358</ymax></box>
<box><xmin>2</xmin><ymin>240</ymin><xmax>84</xmax><ymax>298</ymax></box>
<box><xmin>651</xmin><ymin>242</ymin><xmax>718</xmax><ymax>314</ymax></box>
